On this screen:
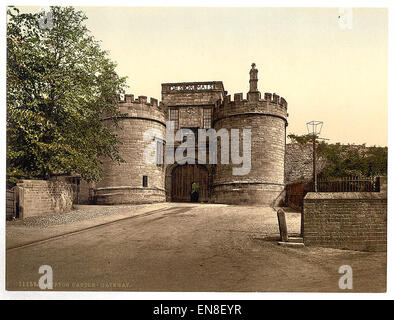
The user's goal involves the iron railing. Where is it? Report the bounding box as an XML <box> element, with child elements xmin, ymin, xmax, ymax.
<box><xmin>317</xmin><ymin>176</ymin><xmax>380</xmax><ymax>192</ymax></box>
<box><xmin>285</xmin><ymin>176</ymin><xmax>381</xmax><ymax>210</ymax></box>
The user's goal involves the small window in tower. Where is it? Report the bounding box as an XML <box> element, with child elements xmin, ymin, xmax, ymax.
<box><xmin>203</xmin><ymin>108</ymin><xmax>212</xmax><ymax>129</ymax></box>
<box><xmin>155</xmin><ymin>138</ymin><xmax>164</xmax><ymax>166</ymax></box>
<box><xmin>169</xmin><ymin>108</ymin><xmax>179</xmax><ymax>130</ymax></box>
<box><xmin>143</xmin><ymin>176</ymin><xmax>148</xmax><ymax>187</ymax></box>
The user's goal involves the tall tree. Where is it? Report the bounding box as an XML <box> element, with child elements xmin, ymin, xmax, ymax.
<box><xmin>7</xmin><ymin>6</ymin><xmax>127</xmax><ymax>183</ymax></box>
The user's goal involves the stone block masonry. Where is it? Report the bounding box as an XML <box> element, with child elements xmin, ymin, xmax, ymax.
<box><xmin>95</xmin><ymin>97</ymin><xmax>166</xmax><ymax>205</ymax></box>
<box><xmin>16</xmin><ymin>180</ymin><xmax>73</xmax><ymax>218</ymax></box>
<box><xmin>285</xmin><ymin>143</ymin><xmax>326</xmax><ymax>184</ymax></box>
<box><xmin>97</xmin><ymin>63</ymin><xmax>288</xmax><ymax>205</ymax></box>
<box><xmin>303</xmin><ymin>192</ymin><xmax>387</xmax><ymax>252</ymax></box>
<box><xmin>212</xmin><ymin>92</ymin><xmax>287</xmax><ymax>205</ymax></box>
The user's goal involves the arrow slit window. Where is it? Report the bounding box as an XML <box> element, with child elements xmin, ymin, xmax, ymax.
<box><xmin>155</xmin><ymin>138</ymin><xmax>164</xmax><ymax>166</ymax></box>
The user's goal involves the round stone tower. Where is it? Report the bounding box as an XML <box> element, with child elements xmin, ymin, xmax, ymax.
<box><xmin>95</xmin><ymin>94</ymin><xmax>166</xmax><ymax>204</ymax></box>
<box><xmin>212</xmin><ymin>64</ymin><xmax>288</xmax><ymax>205</ymax></box>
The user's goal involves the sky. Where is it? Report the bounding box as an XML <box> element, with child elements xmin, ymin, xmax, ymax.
<box><xmin>19</xmin><ymin>7</ymin><xmax>388</xmax><ymax>146</ymax></box>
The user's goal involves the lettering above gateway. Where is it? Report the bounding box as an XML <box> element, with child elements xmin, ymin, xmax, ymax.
<box><xmin>162</xmin><ymin>81</ymin><xmax>225</xmax><ymax>93</ymax></box>
<box><xmin>170</xmin><ymin>83</ymin><xmax>213</xmax><ymax>91</ymax></box>
<box><xmin>161</xmin><ymin>81</ymin><xmax>226</xmax><ymax>106</ymax></box>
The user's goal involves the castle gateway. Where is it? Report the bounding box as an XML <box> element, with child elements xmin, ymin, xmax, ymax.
<box><xmin>95</xmin><ymin>64</ymin><xmax>288</xmax><ymax>205</ymax></box>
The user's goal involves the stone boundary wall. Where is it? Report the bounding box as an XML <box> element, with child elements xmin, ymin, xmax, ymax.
<box><xmin>16</xmin><ymin>180</ymin><xmax>73</xmax><ymax>218</ymax></box>
<box><xmin>79</xmin><ymin>180</ymin><xmax>95</xmax><ymax>204</ymax></box>
<box><xmin>285</xmin><ymin>143</ymin><xmax>326</xmax><ymax>184</ymax></box>
<box><xmin>303</xmin><ymin>192</ymin><xmax>387</xmax><ymax>252</ymax></box>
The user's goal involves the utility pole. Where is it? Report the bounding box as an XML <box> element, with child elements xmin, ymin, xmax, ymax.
<box><xmin>312</xmin><ymin>134</ymin><xmax>317</xmax><ymax>192</ymax></box>
<box><xmin>306</xmin><ymin>121</ymin><xmax>323</xmax><ymax>192</ymax></box>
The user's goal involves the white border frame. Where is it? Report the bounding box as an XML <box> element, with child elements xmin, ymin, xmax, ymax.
<box><xmin>0</xmin><ymin>0</ymin><xmax>392</xmax><ymax>300</ymax></box>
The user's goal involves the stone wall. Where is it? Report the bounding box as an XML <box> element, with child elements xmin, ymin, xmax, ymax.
<box><xmin>284</xmin><ymin>143</ymin><xmax>377</xmax><ymax>184</ymax></box>
<box><xmin>96</xmin><ymin>98</ymin><xmax>166</xmax><ymax>204</ymax></box>
<box><xmin>98</xmin><ymin>66</ymin><xmax>288</xmax><ymax>205</ymax></box>
<box><xmin>79</xmin><ymin>180</ymin><xmax>95</xmax><ymax>204</ymax></box>
<box><xmin>303</xmin><ymin>192</ymin><xmax>387</xmax><ymax>252</ymax></box>
<box><xmin>161</xmin><ymin>81</ymin><xmax>225</xmax><ymax>106</ymax></box>
<box><xmin>285</xmin><ymin>143</ymin><xmax>326</xmax><ymax>184</ymax></box>
<box><xmin>16</xmin><ymin>180</ymin><xmax>73</xmax><ymax>218</ymax></box>
<box><xmin>212</xmin><ymin>114</ymin><xmax>286</xmax><ymax>205</ymax></box>
<box><xmin>178</xmin><ymin>106</ymin><xmax>208</xmax><ymax>128</ymax></box>
<box><xmin>212</xmin><ymin>91</ymin><xmax>287</xmax><ymax>205</ymax></box>
<box><xmin>95</xmin><ymin>186</ymin><xmax>165</xmax><ymax>205</ymax></box>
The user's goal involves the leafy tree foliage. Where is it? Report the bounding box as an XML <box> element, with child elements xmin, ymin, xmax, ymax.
<box><xmin>288</xmin><ymin>134</ymin><xmax>387</xmax><ymax>178</ymax></box>
<box><xmin>287</xmin><ymin>133</ymin><xmax>315</xmax><ymax>145</ymax></box>
<box><xmin>7</xmin><ymin>6</ymin><xmax>127</xmax><ymax>183</ymax></box>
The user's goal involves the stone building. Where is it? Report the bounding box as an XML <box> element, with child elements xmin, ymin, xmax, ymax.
<box><xmin>94</xmin><ymin>64</ymin><xmax>288</xmax><ymax>205</ymax></box>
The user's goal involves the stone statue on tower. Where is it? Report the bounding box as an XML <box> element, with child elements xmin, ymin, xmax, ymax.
<box><xmin>249</xmin><ymin>63</ymin><xmax>259</xmax><ymax>93</ymax></box>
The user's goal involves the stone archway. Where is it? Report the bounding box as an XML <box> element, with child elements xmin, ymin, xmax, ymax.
<box><xmin>165</xmin><ymin>163</ymin><xmax>211</xmax><ymax>203</ymax></box>
<box><xmin>171</xmin><ymin>164</ymin><xmax>209</xmax><ymax>202</ymax></box>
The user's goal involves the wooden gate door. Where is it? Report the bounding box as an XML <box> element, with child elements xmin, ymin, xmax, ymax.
<box><xmin>171</xmin><ymin>164</ymin><xmax>209</xmax><ymax>202</ymax></box>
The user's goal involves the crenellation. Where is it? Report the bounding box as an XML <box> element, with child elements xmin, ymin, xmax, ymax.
<box><xmin>211</xmin><ymin>64</ymin><xmax>288</xmax><ymax>205</ymax></box>
<box><xmin>125</xmin><ymin>94</ymin><xmax>134</xmax><ymax>103</ymax></box>
<box><xmin>279</xmin><ymin>97</ymin><xmax>287</xmax><ymax>108</ymax></box>
<box><xmin>234</xmin><ymin>93</ymin><xmax>243</xmax><ymax>102</ymax></box>
<box><xmin>273</xmin><ymin>93</ymin><xmax>279</xmax><ymax>104</ymax></box>
<box><xmin>99</xmin><ymin>63</ymin><xmax>288</xmax><ymax>205</ymax></box>
<box><xmin>116</xmin><ymin>93</ymin><xmax>163</xmax><ymax>111</ymax></box>
<box><xmin>138</xmin><ymin>96</ymin><xmax>147</xmax><ymax>104</ymax></box>
<box><xmin>214</xmin><ymin>92</ymin><xmax>288</xmax><ymax>108</ymax></box>
<box><xmin>213</xmin><ymin>92</ymin><xmax>288</xmax><ymax>124</ymax></box>
<box><xmin>150</xmin><ymin>97</ymin><xmax>158</xmax><ymax>107</ymax></box>
<box><xmin>224</xmin><ymin>95</ymin><xmax>231</xmax><ymax>105</ymax></box>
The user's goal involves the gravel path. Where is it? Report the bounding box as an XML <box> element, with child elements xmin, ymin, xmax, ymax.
<box><xmin>6</xmin><ymin>204</ymin><xmax>386</xmax><ymax>292</ymax></box>
<box><xmin>6</xmin><ymin>204</ymin><xmax>157</xmax><ymax>228</ymax></box>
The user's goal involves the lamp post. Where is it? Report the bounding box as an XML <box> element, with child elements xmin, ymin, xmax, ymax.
<box><xmin>306</xmin><ymin>121</ymin><xmax>323</xmax><ymax>192</ymax></box>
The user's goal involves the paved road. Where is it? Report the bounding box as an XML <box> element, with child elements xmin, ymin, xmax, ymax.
<box><xmin>6</xmin><ymin>204</ymin><xmax>386</xmax><ymax>292</ymax></box>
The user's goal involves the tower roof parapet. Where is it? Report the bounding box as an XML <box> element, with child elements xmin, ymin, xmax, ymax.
<box><xmin>103</xmin><ymin>93</ymin><xmax>165</xmax><ymax>125</ymax></box>
<box><xmin>213</xmin><ymin>91</ymin><xmax>288</xmax><ymax>125</ymax></box>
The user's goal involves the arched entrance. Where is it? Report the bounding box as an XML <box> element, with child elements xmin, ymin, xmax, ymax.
<box><xmin>171</xmin><ymin>164</ymin><xmax>209</xmax><ymax>202</ymax></box>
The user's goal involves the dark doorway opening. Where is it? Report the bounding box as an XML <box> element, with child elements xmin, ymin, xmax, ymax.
<box><xmin>171</xmin><ymin>164</ymin><xmax>208</xmax><ymax>202</ymax></box>
<box><xmin>191</xmin><ymin>182</ymin><xmax>199</xmax><ymax>202</ymax></box>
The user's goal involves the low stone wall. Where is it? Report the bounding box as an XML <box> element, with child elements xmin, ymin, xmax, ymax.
<box><xmin>79</xmin><ymin>180</ymin><xmax>95</xmax><ymax>204</ymax></box>
<box><xmin>285</xmin><ymin>143</ymin><xmax>326</xmax><ymax>184</ymax></box>
<box><xmin>94</xmin><ymin>186</ymin><xmax>165</xmax><ymax>205</ymax></box>
<box><xmin>17</xmin><ymin>180</ymin><xmax>73</xmax><ymax>218</ymax></box>
<box><xmin>211</xmin><ymin>183</ymin><xmax>285</xmax><ymax>205</ymax></box>
<box><xmin>303</xmin><ymin>192</ymin><xmax>387</xmax><ymax>252</ymax></box>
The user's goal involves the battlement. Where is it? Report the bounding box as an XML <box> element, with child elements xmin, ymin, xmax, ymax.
<box><xmin>264</xmin><ymin>93</ymin><xmax>287</xmax><ymax>108</ymax></box>
<box><xmin>118</xmin><ymin>94</ymin><xmax>160</xmax><ymax>108</ymax></box>
<box><xmin>215</xmin><ymin>92</ymin><xmax>287</xmax><ymax>108</ymax></box>
<box><xmin>213</xmin><ymin>92</ymin><xmax>288</xmax><ymax>124</ymax></box>
<box><xmin>105</xmin><ymin>93</ymin><xmax>166</xmax><ymax>125</ymax></box>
